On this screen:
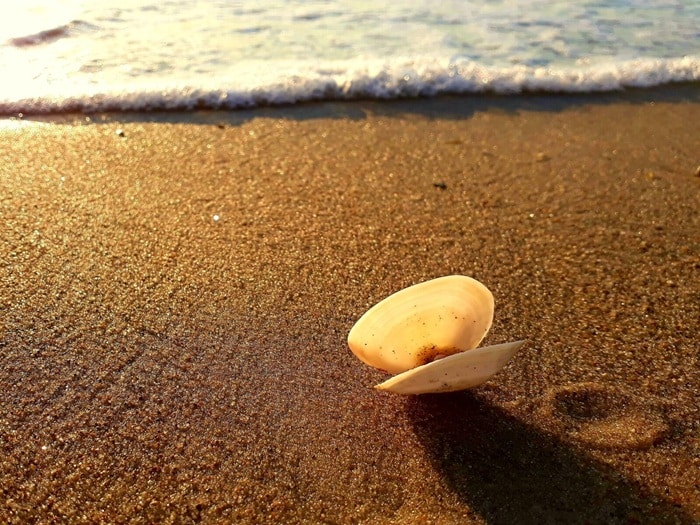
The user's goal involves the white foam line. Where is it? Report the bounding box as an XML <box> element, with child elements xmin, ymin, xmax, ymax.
<box><xmin>1</xmin><ymin>56</ymin><xmax>698</xmax><ymax>114</ymax></box>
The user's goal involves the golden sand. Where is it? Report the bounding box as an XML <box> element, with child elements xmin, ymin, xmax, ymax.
<box><xmin>1</xmin><ymin>87</ymin><xmax>699</xmax><ymax>523</ymax></box>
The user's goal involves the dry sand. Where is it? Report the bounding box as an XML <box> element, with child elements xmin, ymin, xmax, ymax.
<box><xmin>1</xmin><ymin>85</ymin><xmax>699</xmax><ymax>524</ymax></box>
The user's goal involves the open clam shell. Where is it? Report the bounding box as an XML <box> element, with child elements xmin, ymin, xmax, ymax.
<box><xmin>347</xmin><ymin>275</ymin><xmax>523</xmax><ymax>394</ymax></box>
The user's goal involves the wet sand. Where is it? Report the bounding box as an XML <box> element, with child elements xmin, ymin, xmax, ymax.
<box><xmin>1</xmin><ymin>86</ymin><xmax>699</xmax><ymax>523</ymax></box>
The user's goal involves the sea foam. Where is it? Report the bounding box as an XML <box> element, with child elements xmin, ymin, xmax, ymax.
<box><xmin>1</xmin><ymin>55</ymin><xmax>698</xmax><ymax>114</ymax></box>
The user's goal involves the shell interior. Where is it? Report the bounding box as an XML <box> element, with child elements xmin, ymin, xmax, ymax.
<box><xmin>347</xmin><ymin>275</ymin><xmax>495</xmax><ymax>375</ymax></box>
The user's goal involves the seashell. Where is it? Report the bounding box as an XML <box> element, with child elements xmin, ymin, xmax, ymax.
<box><xmin>347</xmin><ymin>275</ymin><xmax>524</xmax><ymax>394</ymax></box>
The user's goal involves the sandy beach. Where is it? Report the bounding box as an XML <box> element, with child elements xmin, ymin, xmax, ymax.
<box><xmin>1</xmin><ymin>85</ymin><xmax>699</xmax><ymax>523</ymax></box>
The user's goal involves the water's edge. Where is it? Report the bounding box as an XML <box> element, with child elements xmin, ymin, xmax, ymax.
<box><xmin>2</xmin><ymin>55</ymin><xmax>699</xmax><ymax>116</ymax></box>
<box><xmin>7</xmin><ymin>82</ymin><xmax>699</xmax><ymax>123</ymax></box>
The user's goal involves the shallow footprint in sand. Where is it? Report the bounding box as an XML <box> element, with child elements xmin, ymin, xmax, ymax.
<box><xmin>538</xmin><ymin>382</ymin><xmax>669</xmax><ymax>451</ymax></box>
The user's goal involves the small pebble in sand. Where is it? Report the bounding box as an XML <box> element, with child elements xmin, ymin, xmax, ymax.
<box><xmin>116</xmin><ymin>128</ymin><xmax>125</xmax><ymax>137</ymax></box>
<box><xmin>535</xmin><ymin>152</ymin><xmax>550</xmax><ymax>162</ymax></box>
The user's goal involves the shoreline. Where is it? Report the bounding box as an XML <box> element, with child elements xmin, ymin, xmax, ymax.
<box><xmin>6</xmin><ymin>81</ymin><xmax>700</xmax><ymax>123</ymax></box>
<box><xmin>1</xmin><ymin>88</ymin><xmax>699</xmax><ymax>523</ymax></box>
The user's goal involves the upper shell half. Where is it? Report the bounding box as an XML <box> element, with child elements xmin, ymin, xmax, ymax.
<box><xmin>348</xmin><ymin>275</ymin><xmax>495</xmax><ymax>375</ymax></box>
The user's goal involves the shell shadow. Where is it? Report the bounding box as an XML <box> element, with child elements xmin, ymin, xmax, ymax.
<box><xmin>406</xmin><ymin>392</ymin><xmax>694</xmax><ymax>524</ymax></box>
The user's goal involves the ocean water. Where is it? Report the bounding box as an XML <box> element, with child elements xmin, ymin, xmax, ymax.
<box><xmin>1</xmin><ymin>0</ymin><xmax>699</xmax><ymax>114</ymax></box>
